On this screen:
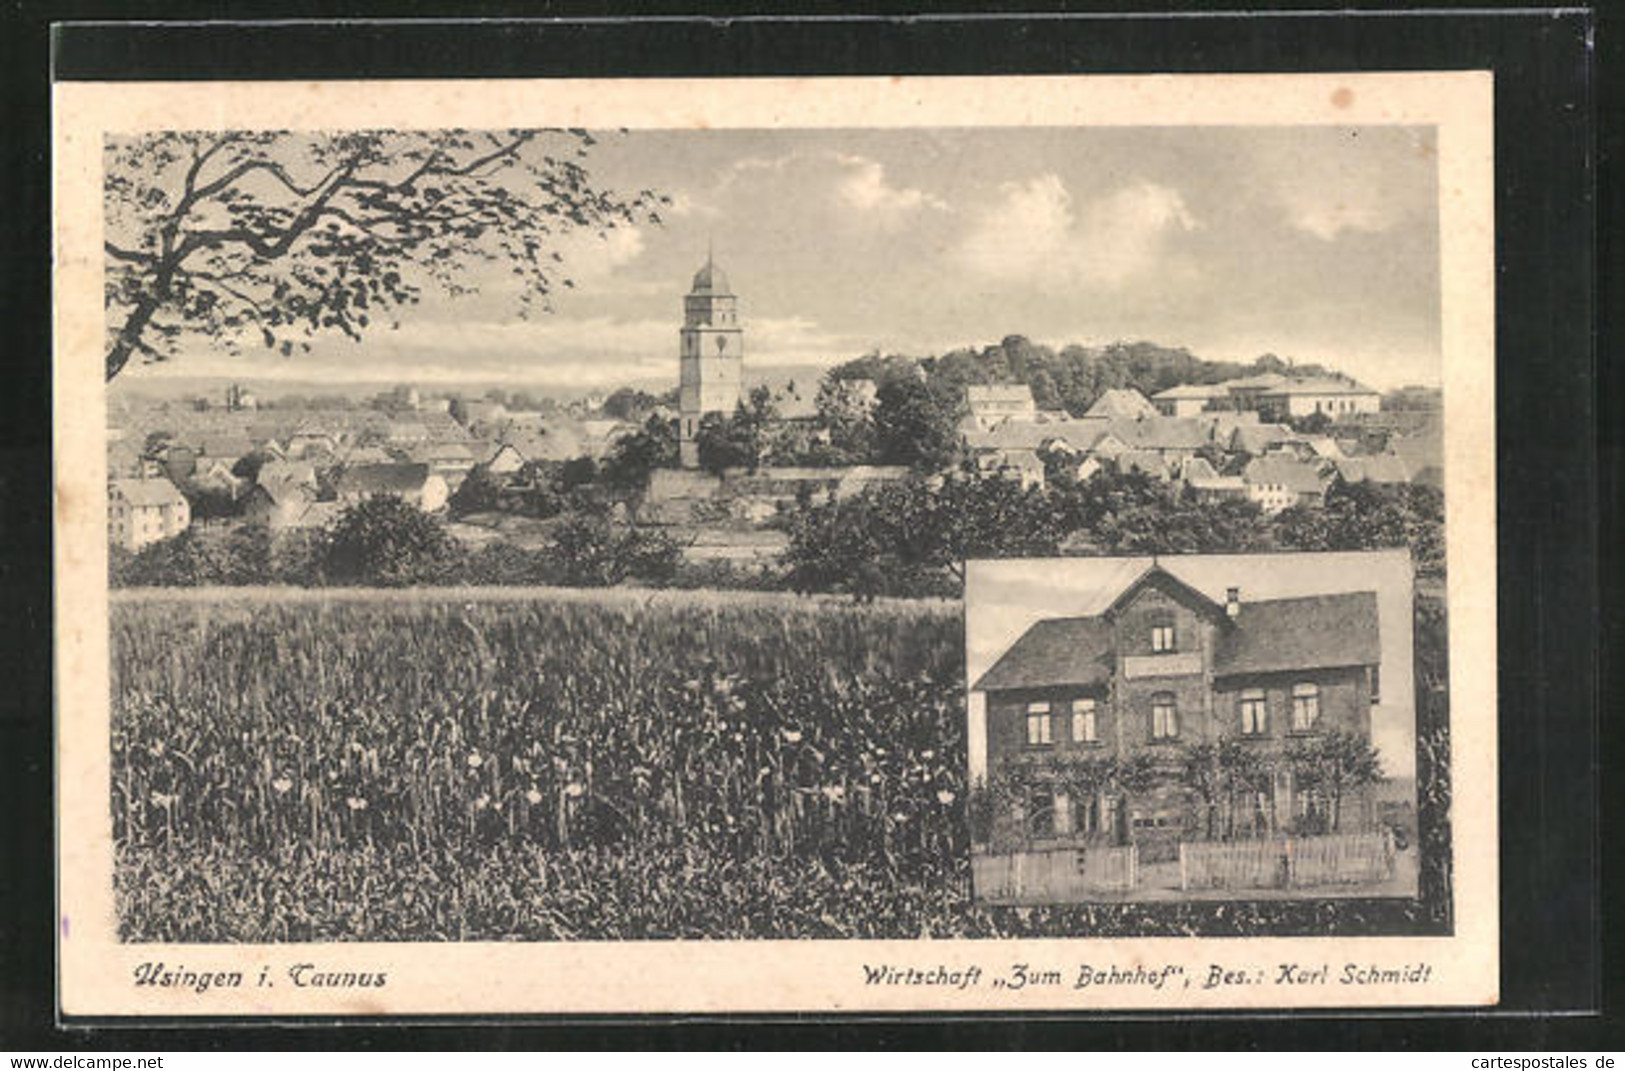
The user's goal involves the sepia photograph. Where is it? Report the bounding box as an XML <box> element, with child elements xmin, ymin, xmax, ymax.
<box><xmin>54</xmin><ymin>73</ymin><xmax>1497</xmax><ymax>1014</ymax></box>
<box><xmin>967</xmin><ymin>551</ymin><xmax>1428</xmax><ymax>910</ymax></box>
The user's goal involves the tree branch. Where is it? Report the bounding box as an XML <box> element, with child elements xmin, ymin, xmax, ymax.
<box><xmin>104</xmin><ymin>241</ymin><xmax>155</xmax><ymax>265</ymax></box>
<box><xmin>172</xmin><ymin>160</ymin><xmax>360</xmax><ymax>264</ymax></box>
<box><xmin>188</xmin><ymin>158</ymin><xmax>327</xmax><ymax>208</ymax></box>
<box><xmin>181</xmin><ymin>134</ymin><xmax>240</xmax><ymax>202</ymax></box>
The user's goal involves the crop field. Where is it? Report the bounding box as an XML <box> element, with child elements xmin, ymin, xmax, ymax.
<box><xmin>111</xmin><ymin>587</ymin><xmax>1449</xmax><ymax>941</ymax></box>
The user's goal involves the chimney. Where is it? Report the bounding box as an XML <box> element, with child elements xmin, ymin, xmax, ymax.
<box><xmin>1225</xmin><ymin>586</ymin><xmax>1240</xmax><ymax>619</ymax></box>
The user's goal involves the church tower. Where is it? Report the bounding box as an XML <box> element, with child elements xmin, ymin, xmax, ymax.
<box><xmin>677</xmin><ymin>249</ymin><xmax>744</xmax><ymax>468</ymax></box>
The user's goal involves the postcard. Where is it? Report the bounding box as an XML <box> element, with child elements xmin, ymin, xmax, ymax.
<box><xmin>54</xmin><ymin>71</ymin><xmax>1496</xmax><ymax>1015</ymax></box>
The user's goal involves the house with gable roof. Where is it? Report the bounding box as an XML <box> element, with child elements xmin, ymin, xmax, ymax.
<box><xmin>1090</xmin><ymin>417</ymin><xmax>1209</xmax><ymax>466</ymax></box>
<box><xmin>1150</xmin><ymin>383</ymin><xmax>1228</xmax><ymax>418</ymax></box>
<box><xmin>1333</xmin><ymin>454</ymin><xmax>1411</xmax><ymax>486</ymax></box>
<box><xmin>973</xmin><ymin>563</ymin><xmax>1382</xmax><ymax>853</ymax></box>
<box><xmin>108</xmin><ymin>477</ymin><xmax>191</xmax><ymax>551</ymax></box>
<box><xmin>1083</xmin><ymin>388</ymin><xmax>1159</xmax><ymax>421</ymax></box>
<box><xmin>333</xmin><ymin>462</ymin><xmax>449</xmax><ymax>512</ymax></box>
<box><xmin>974</xmin><ymin>447</ymin><xmax>1046</xmax><ymax>490</ymax></box>
<box><xmin>1175</xmin><ymin>456</ymin><xmax>1248</xmax><ymax>501</ymax></box>
<box><xmin>1242</xmin><ymin>456</ymin><xmax>1330</xmax><ymax>513</ymax></box>
<box><xmin>965</xmin><ymin>384</ymin><xmax>1038</xmax><ymax>430</ymax></box>
<box><xmin>243</xmin><ymin>476</ymin><xmax>320</xmax><ymax>530</ymax></box>
<box><xmin>1252</xmin><ymin>376</ymin><xmax>1381</xmax><ymax>421</ymax></box>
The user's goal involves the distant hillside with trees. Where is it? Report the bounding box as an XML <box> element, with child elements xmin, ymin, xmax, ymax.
<box><xmin>825</xmin><ymin>336</ymin><xmax>1336</xmax><ymax>419</ymax></box>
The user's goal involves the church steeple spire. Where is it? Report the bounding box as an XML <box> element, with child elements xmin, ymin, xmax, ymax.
<box><xmin>678</xmin><ymin>249</ymin><xmax>744</xmax><ymax>467</ymax></box>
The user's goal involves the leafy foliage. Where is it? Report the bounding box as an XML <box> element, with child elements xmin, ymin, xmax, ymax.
<box><xmin>783</xmin><ymin>467</ymin><xmax>1443</xmax><ymax>599</ymax></box>
<box><xmin>784</xmin><ymin>471</ymin><xmax>1059</xmax><ymax>598</ymax></box>
<box><xmin>103</xmin><ymin>129</ymin><xmax>668</xmax><ymax>380</ymax></box>
<box><xmin>545</xmin><ymin>515</ymin><xmax>681</xmax><ymax>587</ymax></box>
<box><xmin>114</xmin><ymin>530</ymin><xmax>230</xmax><ymax>587</ymax></box>
<box><xmin>599</xmin><ymin>387</ymin><xmax>667</xmax><ymax>421</ymax></box>
<box><xmin>871</xmin><ymin>378</ymin><xmax>961</xmax><ymax>471</ymax></box>
<box><xmin>1287</xmin><ymin>731</ymin><xmax>1386</xmax><ymax>833</ymax></box>
<box><xmin>695</xmin><ymin>387</ymin><xmax>776</xmax><ymax>476</ymax></box>
<box><xmin>1274</xmin><ymin>479</ymin><xmax>1445</xmax><ymax>577</ymax></box>
<box><xmin>829</xmin><ymin>337</ymin><xmax>1333</xmax><ymax>420</ymax></box>
<box><xmin>600</xmin><ymin>415</ymin><xmax>679</xmax><ymax>491</ymax></box>
<box><xmin>446</xmin><ymin>465</ymin><xmax>504</xmax><ymax>517</ymax></box>
<box><xmin>322</xmin><ymin>495</ymin><xmax>461</xmax><ymax>586</ymax></box>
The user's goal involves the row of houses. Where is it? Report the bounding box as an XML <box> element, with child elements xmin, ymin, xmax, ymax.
<box><xmin>1149</xmin><ymin>372</ymin><xmax>1382</xmax><ymax>420</ymax></box>
<box><xmin>962</xmin><ymin>383</ymin><xmax>1436</xmax><ymax>512</ymax></box>
<box><xmin>106</xmin><ymin>400</ymin><xmax>652</xmax><ymax>547</ymax></box>
<box><xmin>107</xmin><ymin>458</ymin><xmax>460</xmax><ymax>549</ymax></box>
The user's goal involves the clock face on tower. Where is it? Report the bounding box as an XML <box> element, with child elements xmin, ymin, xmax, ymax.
<box><xmin>715</xmin><ymin>336</ymin><xmax>728</xmax><ymax>354</ymax></box>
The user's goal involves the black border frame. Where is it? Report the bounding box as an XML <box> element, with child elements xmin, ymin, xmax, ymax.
<box><xmin>1</xmin><ymin>4</ymin><xmax>1608</xmax><ymax>1049</ymax></box>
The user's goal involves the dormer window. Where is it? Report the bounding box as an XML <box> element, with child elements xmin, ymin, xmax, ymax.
<box><xmin>1151</xmin><ymin>624</ymin><xmax>1176</xmax><ymax>653</ymax></box>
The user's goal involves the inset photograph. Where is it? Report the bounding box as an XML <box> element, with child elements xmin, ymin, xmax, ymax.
<box><xmin>966</xmin><ymin>550</ymin><xmax>1420</xmax><ymax>905</ymax></box>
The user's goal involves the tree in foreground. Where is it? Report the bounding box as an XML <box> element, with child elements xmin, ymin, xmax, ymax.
<box><xmin>783</xmin><ymin>471</ymin><xmax>1062</xmax><ymax>598</ymax></box>
<box><xmin>695</xmin><ymin>387</ymin><xmax>776</xmax><ymax>476</ymax></box>
<box><xmin>323</xmin><ymin>495</ymin><xmax>461</xmax><ymax>586</ymax></box>
<box><xmin>871</xmin><ymin>378</ymin><xmax>961</xmax><ymax>471</ymax></box>
<box><xmin>103</xmin><ymin>129</ymin><xmax>668</xmax><ymax>381</ymax></box>
<box><xmin>1287</xmin><ymin>730</ymin><xmax>1385</xmax><ymax>833</ymax></box>
<box><xmin>545</xmin><ymin>515</ymin><xmax>681</xmax><ymax>587</ymax></box>
<box><xmin>600</xmin><ymin>414</ymin><xmax>679</xmax><ymax>491</ymax></box>
<box><xmin>113</xmin><ymin>530</ymin><xmax>228</xmax><ymax>587</ymax></box>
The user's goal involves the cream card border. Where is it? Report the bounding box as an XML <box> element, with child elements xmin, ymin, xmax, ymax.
<box><xmin>54</xmin><ymin>72</ymin><xmax>1497</xmax><ymax>1016</ymax></box>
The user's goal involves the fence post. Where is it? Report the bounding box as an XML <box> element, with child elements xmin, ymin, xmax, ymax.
<box><xmin>1178</xmin><ymin>842</ymin><xmax>1188</xmax><ymax>892</ymax></box>
<box><xmin>1285</xmin><ymin>837</ymin><xmax>1296</xmax><ymax>888</ymax></box>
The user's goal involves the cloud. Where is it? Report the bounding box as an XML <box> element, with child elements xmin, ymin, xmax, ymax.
<box><xmin>746</xmin><ymin>315</ymin><xmax>856</xmax><ymax>365</ymax></box>
<box><xmin>1266</xmin><ymin>130</ymin><xmax>1425</xmax><ymax>241</ymax></box>
<box><xmin>662</xmin><ymin>190</ymin><xmax>700</xmax><ymax>217</ymax></box>
<box><xmin>953</xmin><ymin>175</ymin><xmax>1199</xmax><ymax>288</ymax></box>
<box><xmin>832</xmin><ymin>154</ymin><xmax>947</xmax><ymax>224</ymax></box>
<box><xmin>714</xmin><ymin>153</ymin><xmax>798</xmax><ymax>194</ymax></box>
<box><xmin>1286</xmin><ymin>196</ymin><xmax>1394</xmax><ymax>241</ymax></box>
<box><xmin>701</xmin><ymin>150</ymin><xmax>948</xmax><ymax>230</ymax></box>
<box><xmin>953</xmin><ymin>173</ymin><xmax>1074</xmax><ymax>278</ymax></box>
<box><xmin>550</xmin><ymin>224</ymin><xmax>646</xmax><ymax>282</ymax></box>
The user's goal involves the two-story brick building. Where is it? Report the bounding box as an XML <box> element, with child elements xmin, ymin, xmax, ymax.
<box><xmin>973</xmin><ymin>563</ymin><xmax>1381</xmax><ymax>854</ymax></box>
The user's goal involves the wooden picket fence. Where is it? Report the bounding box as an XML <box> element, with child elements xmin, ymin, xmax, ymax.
<box><xmin>972</xmin><ymin>844</ymin><xmax>1138</xmax><ymax>903</ymax></box>
<box><xmin>1179</xmin><ymin>838</ymin><xmax>1285</xmax><ymax>890</ymax></box>
<box><xmin>1179</xmin><ymin>832</ymin><xmax>1395</xmax><ymax>891</ymax></box>
<box><xmin>1285</xmin><ymin>832</ymin><xmax>1395</xmax><ymax>886</ymax></box>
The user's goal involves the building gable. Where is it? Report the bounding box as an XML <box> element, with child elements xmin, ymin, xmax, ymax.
<box><xmin>1102</xmin><ymin>564</ymin><xmax>1226</xmax><ymax>624</ymax></box>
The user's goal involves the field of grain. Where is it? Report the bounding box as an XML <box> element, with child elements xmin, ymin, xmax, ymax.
<box><xmin>112</xmin><ymin>587</ymin><xmax>974</xmax><ymax>941</ymax></box>
<box><xmin>111</xmin><ymin>587</ymin><xmax>1448</xmax><ymax>941</ymax></box>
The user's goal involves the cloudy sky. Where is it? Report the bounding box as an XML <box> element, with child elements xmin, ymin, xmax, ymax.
<box><xmin>122</xmin><ymin>125</ymin><xmax>1442</xmax><ymax>394</ymax></box>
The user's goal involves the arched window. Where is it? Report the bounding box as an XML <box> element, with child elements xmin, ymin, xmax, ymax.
<box><xmin>1028</xmin><ymin>788</ymin><xmax>1055</xmax><ymax>838</ymax></box>
<box><xmin>1291</xmin><ymin>682</ymin><xmax>1320</xmax><ymax>731</ymax></box>
<box><xmin>1239</xmin><ymin>688</ymin><xmax>1267</xmax><ymax>735</ymax></box>
<box><xmin>1151</xmin><ymin>692</ymin><xmax>1178</xmax><ymax>740</ymax></box>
